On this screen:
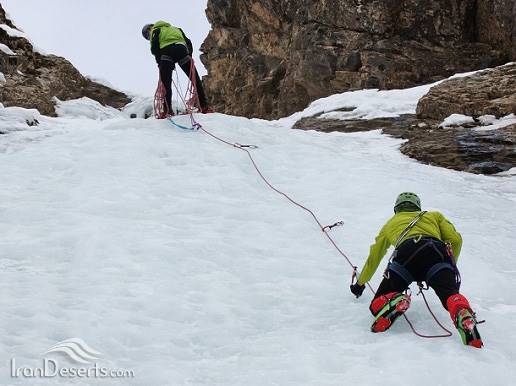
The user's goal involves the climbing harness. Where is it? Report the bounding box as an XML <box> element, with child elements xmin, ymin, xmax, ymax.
<box><xmin>385</xmin><ymin>237</ymin><xmax>461</xmax><ymax>290</ymax></box>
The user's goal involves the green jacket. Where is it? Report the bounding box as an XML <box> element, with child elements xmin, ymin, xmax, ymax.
<box><xmin>357</xmin><ymin>211</ymin><xmax>462</xmax><ymax>285</ymax></box>
<box><xmin>151</xmin><ymin>21</ymin><xmax>187</xmax><ymax>49</ymax></box>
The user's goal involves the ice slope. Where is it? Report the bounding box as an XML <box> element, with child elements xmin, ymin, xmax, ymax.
<box><xmin>0</xmin><ymin>95</ymin><xmax>515</xmax><ymax>385</ymax></box>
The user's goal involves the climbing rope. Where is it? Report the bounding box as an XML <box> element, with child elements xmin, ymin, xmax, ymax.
<box><xmin>154</xmin><ymin>57</ymin><xmax>202</xmax><ymax>119</ymax></box>
<box><xmin>159</xmin><ymin>62</ymin><xmax>453</xmax><ymax>339</ymax></box>
<box><xmin>153</xmin><ymin>79</ymin><xmax>168</xmax><ymax>119</ymax></box>
<box><xmin>200</xmin><ymin>120</ymin><xmax>452</xmax><ymax>339</ymax></box>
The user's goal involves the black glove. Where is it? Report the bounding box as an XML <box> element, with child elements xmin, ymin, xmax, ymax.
<box><xmin>350</xmin><ymin>282</ymin><xmax>366</xmax><ymax>298</ymax></box>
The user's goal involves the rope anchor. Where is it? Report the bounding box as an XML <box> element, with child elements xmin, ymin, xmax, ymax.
<box><xmin>234</xmin><ymin>143</ymin><xmax>259</xmax><ymax>149</ymax></box>
<box><xmin>322</xmin><ymin>221</ymin><xmax>344</xmax><ymax>232</ymax></box>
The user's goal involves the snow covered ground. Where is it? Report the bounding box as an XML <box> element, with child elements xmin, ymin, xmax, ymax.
<box><xmin>0</xmin><ymin>92</ymin><xmax>515</xmax><ymax>385</ymax></box>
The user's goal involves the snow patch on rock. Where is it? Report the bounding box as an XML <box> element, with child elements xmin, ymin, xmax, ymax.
<box><xmin>122</xmin><ymin>97</ymin><xmax>154</xmax><ymax>119</ymax></box>
<box><xmin>0</xmin><ymin>42</ymin><xmax>15</xmax><ymax>55</ymax></box>
<box><xmin>54</xmin><ymin>97</ymin><xmax>123</xmax><ymax>120</ymax></box>
<box><xmin>279</xmin><ymin>69</ymin><xmax>483</xmax><ymax>128</ymax></box>
<box><xmin>0</xmin><ymin>23</ymin><xmax>47</xmax><ymax>54</ymax></box>
<box><xmin>0</xmin><ymin>105</ymin><xmax>43</xmax><ymax>132</ymax></box>
<box><xmin>439</xmin><ymin>113</ymin><xmax>475</xmax><ymax>128</ymax></box>
<box><xmin>474</xmin><ymin>114</ymin><xmax>516</xmax><ymax>132</ymax></box>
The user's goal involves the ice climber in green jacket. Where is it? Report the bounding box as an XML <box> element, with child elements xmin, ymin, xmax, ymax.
<box><xmin>142</xmin><ymin>21</ymin><xmax>212</xmax><ymax>116</ymax></box>
<box><xmin>350</xmin><ymin>192</ymin><xmax>483</xmax><ymax>348</ymax></box>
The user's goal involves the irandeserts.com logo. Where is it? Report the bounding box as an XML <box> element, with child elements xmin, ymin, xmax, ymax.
<box><xmin>10</xmin><ymin>338</ymin><xmax>135</xmax><ymax>379</ymax></box>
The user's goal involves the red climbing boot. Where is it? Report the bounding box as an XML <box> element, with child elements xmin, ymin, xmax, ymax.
<box><xmin>370</xmin><ymin>292</ymin><xmax>411</xmax><ymax>333</ymax></box>
<box><xmin>446</xmin><ymin>294</ymin><xmax>483</xmax><ymax>348</ymax></box>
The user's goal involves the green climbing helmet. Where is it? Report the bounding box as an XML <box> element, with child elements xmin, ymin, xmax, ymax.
<box><xmin>394</xmin><ymin>192</ymin><xmax>421</xmax><ymax>213</ymax></box>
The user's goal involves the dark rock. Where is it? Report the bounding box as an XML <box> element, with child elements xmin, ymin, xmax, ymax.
<box><xmin>293</xmin><ymin>113</ymin><xmax>515</xmax><ymax>175</ymax></box>
<box><xmin>0</xmin><ymin>4</ymin><xmax>15</xmax><ymax>28</ymax></box>
<box><xmin>476</xmin><ymin>0</ymin><xmax>516</xmax><ymax>61</ymax></box>
<box><xmin>0</xmin><ymin>3</ymin><xmax>130</xmax><ymax>116</ymax></box>
<box><xmin>344</xmin><ymin>52</ymin><xmax>362</xmax><ymax>72</ymax></box>
<box><xmin>26</xmin><ymin>118</ymin><xmax>39</xmax><ymax>127</ymax></box>
<box><xmin>202</xmin><ymin>0</ymin><xmax>515</xmax><ymax>119</ymax></box>
<box><xmin>292</xmin><ymin>113</ymin><xmax>422</xmax><ymax>133</ymax></box>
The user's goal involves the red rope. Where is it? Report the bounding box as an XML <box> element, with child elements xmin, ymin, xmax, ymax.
<box><xmin>153</xmin><ymin>79</ymin><xmax>168</xmax><ymax>119</ymax></box>
<box><xmin>186</xmin><ymin>58</ymin><xmax>201</xmax><ymax>112</ymax></box>
<box><xmin>163</xmin><ymin>57</ymin><xmax>452</xmax><ymax>339</ymax></box>
<box><xmin>199</xmin><ymin>123</ymin><xmax>452</xmax><ymax>339</ymax></box>
<box><xmin>154</xmin><ymin>57</ymin><xmax>202</xmax><ymax>119</ymax></box>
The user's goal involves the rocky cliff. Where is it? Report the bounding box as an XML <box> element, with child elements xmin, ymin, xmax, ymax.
<box><xmin>417</xmin><ymin>64</ymin><xmax>516</xmax><ymax>121</ymax></box>
<box><xmin>0</xmin><ymin>3</ymin><xmax>130</xmax><ymax>116</ymax></box>
<box><xmin>201</xmin><ymin>0</ymin><xmax>516</xmax><ymax>119</ymax></box>
<box><xmin>293</xmin><ymin>63</ymin><xmax>516</xmax><ymax>175</ymax></box>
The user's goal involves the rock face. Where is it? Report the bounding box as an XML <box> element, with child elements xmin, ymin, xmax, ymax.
<box><xmin>293</xmin><ymin>64</ymin><xmax>516</xmax><ymax>175</ymax></box>
<box><xmin>476</xmin><ymin>0</ymin><xmax>516</xmax><ymax>60</ymax></box>
<box><xmin>0</xmin><ymin>3</ymin><xmax>130</xmax><ymax>116</ymax></box>
<box><xmin>417</xmin><ymin>63</ymin><xmax>516</xmax><ymax>121</ymax></box>
<box><xmin>201</xmin><ymin>0</ymin><xmax>515</xmax><ymax>119</ymax></box>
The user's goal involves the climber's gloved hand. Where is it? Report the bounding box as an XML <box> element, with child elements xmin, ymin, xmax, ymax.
<box><xmin>350</xmin><ymin>282</ymin><xmax>366</xmax><ymax>298</ymax></box>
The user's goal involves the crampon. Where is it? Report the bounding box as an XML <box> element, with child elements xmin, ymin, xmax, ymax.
<box><xmin>455</xmin><ymin>308</ymin><xmax>483</xmax><ymax>348</ymax></box>
<box><xmin>370</xmin><ymin>292</ymin><xmax>411</xmax><ymax>333</ymax></box>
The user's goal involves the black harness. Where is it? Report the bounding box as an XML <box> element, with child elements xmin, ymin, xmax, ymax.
<box><xmin>387</xmin><ymin>238</ymin><xmax>460</xmax><ymax>287</ymax></box>
<box><xmin>385</xmin><ymin>213</ymin><xmax>461</xmax><ymax>288</ymax></box>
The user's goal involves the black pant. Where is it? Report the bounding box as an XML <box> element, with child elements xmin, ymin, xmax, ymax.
<box><xmin>374</xmin><ymin>237</ymin><xmax>459</xmax><ymax>310</ymax></box>
<box><xmin>158</xmin><ymin>44</ymin><xmax>208</xmax><ymax>111</ymax></box>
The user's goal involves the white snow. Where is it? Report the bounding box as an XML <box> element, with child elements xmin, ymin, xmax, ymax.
<box><xmin>0</xmin><ymin>23</ymin><xmax>26</xmax><ymax>38</ymax></box>
<box><xmin>439</xmin><ymin>114</ymin><xmax>476</xmax><ymax>128</ymax></box>
<box><xmin>279</xmin><ymin>85</ymin><xmax>433</xmax><ymax>127</ymax></box>
<box><xmin>478</xmin><ymin>115</ymin><xmax>497</xmax><ymax>126</ymax></box>
<box><xmin>0</xmin><ymin>105</ymin><xmax>43</xmax><ymax>133</ymax></box>
<box><xmin>0</xmin><ymin>23</ymin><xmax>47</xmax><ymax>55</ymax></box>
<box><xmin>0</xmin><ymin>42</ymin><xmax>16</xmax><ymax>55</ymax></box>
<box><xmin>474</xmin><ymin>114</ymin><xmax>516</xmax><ymax>132</ymax></box>
<box><xmin>122</xmin><ymin>97</ymin><xmax>155</xmax><ymax>119</ymax></box>
<box><xmin>0</xmin><ymin>71</ymin><xmax>6</xmax><ymax>85</ymax></box>
<box><xmin>439</xmin><ymin>113</ymin><xmax>516</xmax><ymax>131</ymax></box>
<box><xmin>497</xmin><ymin>167</ymin><xmax>516</xmax><ymax>176</ymax></box>
<box><xmin>278</xmin><ymin>69</ymin><xmax>485</xmax><ymax>128</ymax></box>
<box><xmin>54</xmin><ymin>97</ymin><xmax>124</xmax><ymax>120</ymax></box>
<box><xmin>0</xmin><ymin>87</ymin><xmax>515</xmax><ymax>385</ymax></box>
